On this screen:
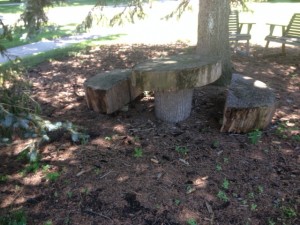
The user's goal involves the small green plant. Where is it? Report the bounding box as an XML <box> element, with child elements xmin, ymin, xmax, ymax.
<box><xmin>67</xmin><ymin>191</ymin><xmax>73</xmax><ymax>199</ymax></box>
<box><xmin>175</xmin><ymin>146</ymin><xmax>189</xmax><ymax>155</ymax></box>
<box><xmin>81</xmin><ymin>187</ymin><xmax>90</xmax><ymax>195</ymax></box>
<box><xmin>186</xmin><ymin>185</ymin><xmax>193</xmax><ymax>193</ymax></box>
<box><xmin>275</xmin><ymin>121</ymin><xmax>300</xmax><ymax>142</ymax></box>
<box><xmin>104</xmin><ymin>136</ymin><xmax>112</xmax><ymax>141</ymax></box>
<box><xmin>94</xmin><ymin>167</ymin><xmax>101</xmax><ymax>175</ymax></box>
<box><xmin>248</xmin><ymin>129</ymin><xmax>262</xmax><ymax>144</ymax></box>
<box><xmin>45</xmin><ymin>172</ymin><xmax>60</xmax><ymax>182</ymax></box>
<box><xmin>155</xmin><ymin>204</ymin><xmax>162</xmax><ymax>209</ymax></box>
<box><xmin>174</xmin><ymin>199</ymin><xmax>181</xmax><ymax>206</ymax></box>
<box><xmin>275</xmin><ymin>121</ymin><xmax>288</xmax><ymax>139</ymax></box>
<box><xmin>133</xmin><ymin>147</ymin><xmax>143</xmax><ymax>158</ymax></box>
<box><xmin>186</xmin><ymin>218</ymin><xmax>197</xmax><ymax>225</ymax></box>
<box><xmin>217</xmin><ymin>190</ymin><xmax>229</xmax><ymax>202</ymax></box>
<box><xmin>16</xmin><ymin>149</ymin><xmax>30</xmax><ymax>161</ymax></box>
<box><xmin>0</xmin><ymin>209</ymin><xmax>27</xmax><ymax>225</ymax></box>
<box><xmin>0</xmin><ymin>174</ymin><xmax>8</xmax><ymax>183</ymax></box>
<box><xmin>216</xmin><ymin>164</ymin><xmax>222</xmax><ymax>171</ymax></box>
<box><xmin>222</xmin><ymin>178</ymin><xmax>230</xmax><ymax>190</ymax></box>
<box><xmin>248</xmin><ymin>192</ymin><xmax>255</xmax><ymax>199</ymax></box>
<box><xmin>211</xmin><ymin>140</ymin><xmax>220</xmax><ymax>148</ymax></box>
<box><xmin>267</xmin><ymin>218</ymin><xmax>276</xmax><ymax>225</ymax></box>
<box><xmin>258</xmin><ymin>185</ymin><xmax>264</xmax><ymax>194</ymax></box>
<box><xmin>250</xmin><ymin>203</ymin><xmax>257</xmax><ymax>211</ymax></box>
<box><xmin>44</xmin><ymin>220</ymin><xmax>53</xmax><ymax>225</ymax></box>
<box><xmin>281</xmin><ymin>206</ymin><xmax>297</xmax><ymax>218</ymax></box>
<box><xmin>42</xmin><ymin>164</ymin><xmax>50</xmax><ymax>172</ymax></box>
<box><xmin>21</xmin><ymin>161</ymin><xmax>40</xmax><ymax>175</ymax></box>
<box><xmin>292</xmin><ymin>134</ymin><xmax>300</xmax><ymax>142</ymax></box>
<box><xmin>223</xmin><ymin>157</ymin><xmax>229</xmax><ymax>163</ymax></box>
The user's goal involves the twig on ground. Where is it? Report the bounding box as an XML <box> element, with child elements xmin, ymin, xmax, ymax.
<box><xmin>205</xmin><ymin>201</ymin><xmax>215</xmax><ymax>225</ymax></box>
<box><xmin>83</xmin><ymin>209</ymin><xmax>112</xmax><ymax>220</ymax></box>
<box><xmin>99</xmin><ymin>170</ymin><xmax>114</xmax><ymax>179</ymax></box>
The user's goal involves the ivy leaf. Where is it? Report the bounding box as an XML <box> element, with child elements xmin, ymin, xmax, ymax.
<box><xmin>71</xmin><ymin>131</ymin><xmax>79</xmax><ymax>143</ymax></box>
<box><xmin>18</xmin><ymin>118</ymin><xmax>30</xmax><ymax>129</ymax></box>
<box><xmin>2</xmin><ymin>113</ymin><xmax>14</xmax><ymax>127</ymax></box>
<box><xmin>28</xmin><ymin>149</ymin><xmax>38</xmax><ymax>162</ymax></box>
<box><xmin>44</xmin><ymin>121</ymin><xmax>62</xmax><ymax>131</ymax></box>
<box><xmin>42</xmin><ymin>134</ymin><xmax>50</xmax><ymax>141</ymax></box>
<box><xmin>1</xmin><ymin>138</ymin><xmax>10</xmax><ymax>143</ymax></box>
<box><xmin>64</xmin><ymin>121</ymin><xmax>73</xmax><ymax>130</ymax></box>
<box><xmin>24</xmin><ymin>132</ymin><xmax>33</xmax><ymax>139</ymax></box>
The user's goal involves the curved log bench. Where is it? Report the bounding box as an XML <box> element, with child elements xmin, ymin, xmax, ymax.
<box><xmin>220</xmin><ymin>73</ymin><xmax>277</xmax><ymax>133</ymax></box>
<box><xmin>132</xmin><ymin>54</ymin><xmax>222</xmax><ymax>123</ymax></box>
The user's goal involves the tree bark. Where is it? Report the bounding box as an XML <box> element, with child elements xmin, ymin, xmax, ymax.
<box><xmin>196</xmin><ymin>0</ymin><xmax>232</xmax><ymax>86</ymax></box>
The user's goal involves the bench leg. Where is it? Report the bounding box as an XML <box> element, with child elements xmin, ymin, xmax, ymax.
<box><xmin>155</xmin><ymin>89</ymin><xmax>193</xmax><ymax>123</ymax></box>
<box><xmin>263</xmin><ymin>41</ymin><xmax>270</xmax><ymax>55</ymax></box>
<box><xmin>234</xmin><ymin>40</ymin><xmax>238</xmax><ymax>52</ymax></box>
<box><xmin>246</xmin><ymin>40</ymin><xmax>250</xmax><ymax>55</ymax></box>
<box><xmin>282</xmin><ymin>43</ymin><xmax>286</xmax><ymax>55</ymax></box>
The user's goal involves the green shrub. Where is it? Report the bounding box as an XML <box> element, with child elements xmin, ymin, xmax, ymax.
<box><xmin>0</xmin><ymin>209</ymin><xmax>27</xmax><ymax>225</ymax></box>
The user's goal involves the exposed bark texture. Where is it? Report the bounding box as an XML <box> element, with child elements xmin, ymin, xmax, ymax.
<box><xmin>132</xmin><ymin>54</ymin><xmax>222</xmax><ymax>92</ymax></box>
<box><xmin>220</xmin><ymin>73</ymin><xmax>277</xmax><ymax>133</ymax></box>
<box><xmin>132</xmin><ymin>54</ymin><xmax>222</xmax><ymax>122</ymax></box>
<box><xmin>155</xmin><ymin>89</ymin><xmax>193</xmax><ymax>123</ymax></box>
<box><xmin>196</xmin><ymin>0</ymin><xmax>232</xmax><ymax>86</ymax></box>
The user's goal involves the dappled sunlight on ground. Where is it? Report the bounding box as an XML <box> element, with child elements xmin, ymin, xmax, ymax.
<box><xmin>1</xmin><ymin>41</ymin><xmax>299</xmax><ymax>224</ymax></box>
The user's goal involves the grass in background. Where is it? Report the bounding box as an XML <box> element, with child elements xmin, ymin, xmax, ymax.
<box><xmin>64</xmin><ymin>0</ymin><xmax>99</xmax><ymax>6</ymax></box>
<box><xmin>1</xmin><ymin>24</ymin><xmax>78</xmax><ymax>49</ymax></box>
<box><xmin>0</xmin><ymin>0</ymin><xmax>119</xmax><ymax>50</ymax></box>
<box><xmin>0</xmin><ymin>33</ymin><xmax>125</xmax><ymax>69</ymax></box>
<box><xmin>0</xmin><ymin>4</ymin><xmax>23</xmax><ymax>14</ymax></box>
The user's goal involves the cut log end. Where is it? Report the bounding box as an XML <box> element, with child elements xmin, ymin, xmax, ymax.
<box><xmin>84</xmin><ymin>70</ymin><xmax>142</xmax><ymax>114</ymax></box>
<box><xmin>221</xmin><ymin>74</ymin><xmax>277</xmax><ymax>133</ymax></box>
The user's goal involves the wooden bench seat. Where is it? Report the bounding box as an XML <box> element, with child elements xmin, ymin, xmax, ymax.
<box><xmin>264</xmin><ymin>13</ymin><xmax>300</xmax><ymax>54</ymax></box>
<box><xmin>84</xmin><ymin>55</ymin><xmax>221</xmax><ymax>123</ymax></box>
<box><xmin>229</xmin><ymin>10</ymin><xmax>255</xmax><ymax>55</ymax></box>
<box><xmin>84</xmin><ymin>70</ymin><xmax>142</xmax><ymax>114</ymax></box>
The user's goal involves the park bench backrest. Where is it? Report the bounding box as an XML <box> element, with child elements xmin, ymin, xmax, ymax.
<box><xmin>285</xmin><ymin>13</ymin><xmax>300</xmax><ymax>38</ymax></box>
<box><xmin>228</xmin><ymin>10</ymin><xmax>240</xmax><ymax>35</ymax></box>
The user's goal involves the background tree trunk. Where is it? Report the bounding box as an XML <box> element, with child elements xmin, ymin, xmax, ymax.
<box><xmin>196</xmin><ymin>0</ymin><xmax>232</xmax><ymax>86</ymax></box>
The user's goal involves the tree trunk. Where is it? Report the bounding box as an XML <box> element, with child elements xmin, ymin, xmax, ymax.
<box><xmin>196</xmin><ymin>0</ymin><xmax>232</xmax><ymax>86</ymax></box>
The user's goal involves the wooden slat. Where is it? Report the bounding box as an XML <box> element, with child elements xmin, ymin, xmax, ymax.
<box><xmin>265</xmin><ymin>13</ymin><xmax>300</xmax><ymax>51</ymax></box>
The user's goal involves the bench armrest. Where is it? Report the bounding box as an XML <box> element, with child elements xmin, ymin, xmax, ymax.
<box><xmin>239</xmin><ymin>22</ymin><xmax>256</xmax><ymax>34</ymax></box>
<box><xmin>266</xmin><ymin>23</ymin><xmax>287</xmax><ymax>36</ymax></box>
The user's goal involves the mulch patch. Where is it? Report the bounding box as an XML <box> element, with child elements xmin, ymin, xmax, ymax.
<box><xmin>1</xmin><ymin>43</ymin><xmax>299</xmax><ymax>225</ymax></box>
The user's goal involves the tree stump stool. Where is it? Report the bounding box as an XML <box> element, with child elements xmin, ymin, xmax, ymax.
<box><xmin>132</xmin><ymin>54</ymin><xmax>222</xmax><ymax>123</ymax></box>
<box><xmin>220</xmin><ymin>73</ymin><xmax>277</xmax><ymax>133</ymax></box>
<box><xmin>84</xmin><ymin>69</ymin><xmax>142</xmax><ymax>114</ymax></box>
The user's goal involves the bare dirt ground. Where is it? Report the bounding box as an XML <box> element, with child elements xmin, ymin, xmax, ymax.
<box><xmin>1</xmin><ymin>43</ymin><xmax>299</xmax><ymax>225</ymax></box>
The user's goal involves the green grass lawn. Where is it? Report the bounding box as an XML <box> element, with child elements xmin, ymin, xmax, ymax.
<box><xmin>0</xmin><ymin>33</ymin><xmax>125</xmax><ymax>68</ymax></box>
<box><xmin>0</xmin><ymin>4</ymin><xmax>23</xmax><ymax>13</ymax></box>
<box><xmin>0</xmin><ymin>0</ymin><xmax>127</xmax><ymax>50</ymax></box>
<box><xmin>1</xmin><ymin>24</ymin><xmax>79</xmax><ymax>49</ymax></box>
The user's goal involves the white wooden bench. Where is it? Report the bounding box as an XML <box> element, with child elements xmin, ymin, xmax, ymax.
<box><xmin>264</xmin><ymin>13</ymin><xmax>300</xmax><ymax>54</ymax></box>
<box><xmin>229</xmin><ymin>10</ymin><xmax>255</xmax><ymax>55</ymax></box>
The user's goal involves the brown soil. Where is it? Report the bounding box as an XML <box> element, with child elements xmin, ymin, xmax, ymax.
<box><xmin>1</xmin><ymin>43</ymin><xmax>299</xmax><ymax>225</ymax></box>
